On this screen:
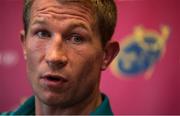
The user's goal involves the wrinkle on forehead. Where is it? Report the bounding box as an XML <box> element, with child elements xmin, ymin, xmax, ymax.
<box><xmin>30</xmin><ymin>0</ymin><xmax>95</xmax><ymax>28</ymax></box>
<box><xmin>56</xmin><ymin>0</ymin><xmax>92</xmax><ymax>7</ymax></box>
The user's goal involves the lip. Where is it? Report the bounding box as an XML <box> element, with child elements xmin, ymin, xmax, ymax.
<box><xmin>40</xmin><ymin>73</ymin><xmax>68</xmax><ymax>88</ymax></box>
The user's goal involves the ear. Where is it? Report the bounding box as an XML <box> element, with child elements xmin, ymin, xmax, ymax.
<box><xmin>20</xmin><ymin>30</ymin><xmax>27</xmax><ymax>60</ymax></box>
<box><xmin>101</xmin><ymin>41</ymin><xmax>120</xmax><ymax>70</ymax></box>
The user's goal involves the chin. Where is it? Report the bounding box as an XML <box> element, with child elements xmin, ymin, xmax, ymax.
<box><xmin>37</xmin><ymin>91</ymin><xmax>70</xmax><ymax>107</ymax></box>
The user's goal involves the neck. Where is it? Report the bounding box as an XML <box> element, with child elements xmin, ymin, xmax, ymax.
<box><xmin>35</xmin><ymin>91</ymin><xmax>102</xmax><ymax>115</ymax></box>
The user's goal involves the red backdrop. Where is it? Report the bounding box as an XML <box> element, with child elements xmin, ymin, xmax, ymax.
<box><xmin>0</xmin><ymin>0</ymin><xmax>180</xmax><ymax>114</ymax></box>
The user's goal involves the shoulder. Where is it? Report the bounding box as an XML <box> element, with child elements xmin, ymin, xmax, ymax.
<box><xmin>0</xmin><ymin>96</ymin><xmax>35</xmax><ymax>115</ymax></box>
<box><xmin>0</xmin><ymin>111</ymin><xmax>13</xmax><ymax>115</ymax></box>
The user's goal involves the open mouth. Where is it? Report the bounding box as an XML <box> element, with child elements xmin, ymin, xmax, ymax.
<box><xmin>40</xmin><ymin>74</ymin><xmax>68</xmax><ymax>88</ymax></box>
<box><xmin>41</xmin><ymin>74</ymin><xmax>68</xmax><ymax>82</ymax></box>
<box><xmin>46</xmin><ymin>76</ymin><xmax>61</xmax><ymax>81</ymax></box>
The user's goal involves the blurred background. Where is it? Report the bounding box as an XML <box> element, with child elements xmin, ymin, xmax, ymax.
<box><xmin>0</xmin><ymin>0</ymin><xmax>180</xmax><ymax>114</ymax></box>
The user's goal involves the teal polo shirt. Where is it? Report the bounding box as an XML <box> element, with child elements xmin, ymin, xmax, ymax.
<box><xmin>1</xmin><ymin>94</ymin><xmax>113</xmax><ymax>115</ymax></box>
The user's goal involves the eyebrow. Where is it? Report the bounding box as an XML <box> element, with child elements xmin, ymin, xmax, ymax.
<box><xmin>67</xmin><ymin>22</ymin><xmax>90</xmax><ymax>32</ymax></box>
<box><xmin>31</xmin><ymin>18</ymin><xmax>48</xmax><ymax>26</ymax></box>
<box><xmin>31</xmin><ymin>18</ymin><xmax>91</xmax><ymax>32</ymax></box>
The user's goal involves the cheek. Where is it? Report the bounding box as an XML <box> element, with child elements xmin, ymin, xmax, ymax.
<box><xmin>26</xmin><ymin>40</ymin><xmax>46</xmax><ymax>76</ymax></box>
<box><xmin>68</xmin><ymin>47</ymin><xmax>104</xmax><ymax>80</ymax></box>
<box><xmin>68</xmin><ymin>50</ymin><xmax>103</xmax><ymax>98</ymax></box>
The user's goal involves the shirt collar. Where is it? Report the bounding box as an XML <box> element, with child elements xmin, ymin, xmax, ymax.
<box><xmin>90</xmin><ymin>93</ymin><xmax>113</xmax><ymax>115</ymax></box>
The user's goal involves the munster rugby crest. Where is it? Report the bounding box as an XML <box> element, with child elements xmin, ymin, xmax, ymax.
<box><xmin>111</xmin><ymin>26</ymin><xmax>170</xmax><ymax>79</ymax></box>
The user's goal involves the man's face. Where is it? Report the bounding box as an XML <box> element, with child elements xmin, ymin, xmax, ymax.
<box><xmin>21</xmin><ymin>0</ymin><xmax>106</xmax><ymax>107</ymax></box>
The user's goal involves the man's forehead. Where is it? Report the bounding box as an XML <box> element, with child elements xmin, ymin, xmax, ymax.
<box><xmin>27</xmin><ymin>0</ymin><xmax>97</xmax><ymax>33</ymax></box>
<box><xmin>31</xmin><ymin>0</ymin><xmax>92</xmax><ymax>8</ymax></box>
<box><xmin>30</xmin><ymin>0</ymin><xmax>94</xmax><ymax>19</ymax></box>
<box><xmin>30</xmin><ymin>0</ymin><xmax>95</xmax><ymax>26</ymax></box>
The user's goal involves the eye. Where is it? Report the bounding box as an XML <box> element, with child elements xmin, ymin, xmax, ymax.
<box><xmin>67</xmin><ymin>34</ymin><xmax>84</xmax><ymax>44</ymax></box>
<box><xmin>35</xmin><ymin>30</ymin><xmax>51</xmax><ymax>39</ymax></box>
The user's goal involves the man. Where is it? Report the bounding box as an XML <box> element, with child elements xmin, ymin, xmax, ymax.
<box><xmin>2</xmin><ymin>0</ymin><xmax>119</xmax><ymax>115</ymax></box>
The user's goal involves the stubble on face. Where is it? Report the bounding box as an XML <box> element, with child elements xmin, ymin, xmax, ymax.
<box><xmin>23</xmin><ymin>0</ymin><xmax>104</xmax><ymax>114</ymax></box>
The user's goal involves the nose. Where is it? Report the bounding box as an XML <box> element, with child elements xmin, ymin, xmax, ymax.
<box><xmin>45</xmin><ymin>35</ymin><xmax>68</xmax><ymax>70</ymax></box>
